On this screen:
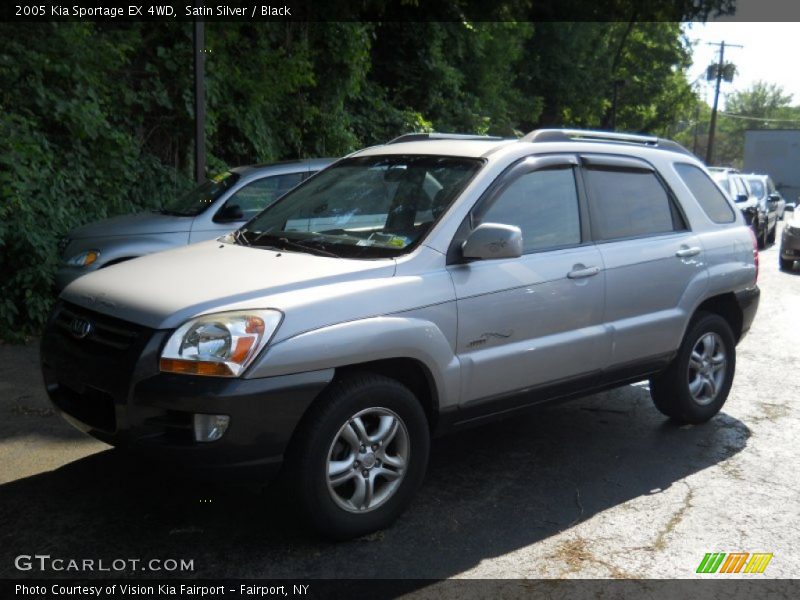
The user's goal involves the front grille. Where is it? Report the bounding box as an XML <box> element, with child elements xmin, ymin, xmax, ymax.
<box><xmin>51</xmin><ymin>384</ymin><xmax>116</xmax><ymax>433</ymax></box>
<box><xmin>54</xmin><ymin>302</ymin><xmax>146</xmax><ymax>352</ymax></box>
<box><xmin>42</xmin><ymin>302</ymin><xmax>158</xmax><ymax>419</ymax></box>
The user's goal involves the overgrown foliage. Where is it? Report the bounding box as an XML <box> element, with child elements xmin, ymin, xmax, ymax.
<box><xmin>0</xmin><ymin>11</ymin><xmax>733</xmax><ymax>340</ymax></box>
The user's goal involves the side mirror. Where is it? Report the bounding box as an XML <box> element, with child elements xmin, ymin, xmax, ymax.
<box><xmin>768</xmin><ymin>193</ymin><xmax>781</xmax><ymax>203</ymax></box>
<box><xmin>462</xmin><ymin>223</ymin><xmax>523</xmax><ymax>261</ymax></box>
<box><xmin>215</xmin><ymin>204</ymin><xmax>244</xmax><ymax>223</ymax></box>
<box><xmin>736</xmin><ymin>194</ymin><xmax>748</xmax><ymax>203</ymax></box>
<box><xmin>785</xmin><ymin>202</ymin><xmax>795</xmax><ymax>212</ymax></box>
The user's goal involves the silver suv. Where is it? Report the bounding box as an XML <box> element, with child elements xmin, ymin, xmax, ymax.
<box><xmin>42</xmin><ymin>130</ymin><xmax>760</xmax><ymax>539</ymax></box>
<box><xmin>55</xmin><ymin>159</ymin><xmax>332</xmax><ymax>290</ymax></box>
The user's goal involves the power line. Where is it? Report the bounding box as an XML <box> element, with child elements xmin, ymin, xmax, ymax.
<box><xmin>720</xmin><ymin>112</ymin><xmax>800</xmax><ymax>124</ymax></box>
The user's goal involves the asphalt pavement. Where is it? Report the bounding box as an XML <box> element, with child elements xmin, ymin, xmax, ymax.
<box><xmin>1</xmin><ymin>223</ymin><xmax>798</xmax><ymax>584</ymax></box>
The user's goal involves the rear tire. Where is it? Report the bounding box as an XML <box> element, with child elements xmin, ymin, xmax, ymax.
<box><xmin>758</xmin><ymin>222</ymin><xmax>767</xmax><ymax>249</ymax></box>
<box><xmin>768</xmin><ymin>222</ymin><xmax>776</xmax><ymax>244</ymax></box>
<box><xmin>286</xmin><ymin>372</ymin><xmax>430</xmax><ymax>540</ymax></box>
<box><xmin>650</xmin><ymin>312</ymin><xmax>736</xmax><ymax>424</ymax></box>
<box><xmin>780</xmin><ymin>257</ymin><xmax>794</xmax><ymax>271</ymax></box>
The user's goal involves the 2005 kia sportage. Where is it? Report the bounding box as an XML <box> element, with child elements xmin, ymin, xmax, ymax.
<box><xmin>42</xmin><ymin>129</ymin><xmax>760</xmax><ymax>539</ymax></box>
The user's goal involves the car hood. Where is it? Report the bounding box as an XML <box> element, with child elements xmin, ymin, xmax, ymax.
<box><xmin>60</xmin><ymin>240</ymin><xmax>397</xmax><ymax>329</ymax></box>
<box><xmin>69</xmin><ymin>212</ymin><xmax>193</xmax><ymax>239</ymax></box>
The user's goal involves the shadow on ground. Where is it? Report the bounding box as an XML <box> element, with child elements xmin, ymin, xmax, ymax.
<box><xmin>0</xmin><ymin>383</ymin><xmax>750</xmax><ymax>580</ymax></box>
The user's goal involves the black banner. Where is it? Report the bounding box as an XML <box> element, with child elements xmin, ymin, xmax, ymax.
<box><xmin>4</xmin><ymin>0</ymin><xmax>800</xmax><ymax>24</ymax></box>
<box><xmin>4</xmin><ymin>579</ymin><xmax>800</xmax><ymax>600</ymax></box>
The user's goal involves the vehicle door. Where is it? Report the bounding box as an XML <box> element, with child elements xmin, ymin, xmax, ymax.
<box><xmin>189</xmin><ymin>171</ymin><xmax>308</xmax><ymax>243</ymax></box>
<box><xmin>580</xmin><ymin>154</ymin><xmax>708</xmax><ymax>369</ymax></box>
<box><xmin>448</xmin><ymin>155</ymin><xmax>607</xmax><ymax>411</ymax></box>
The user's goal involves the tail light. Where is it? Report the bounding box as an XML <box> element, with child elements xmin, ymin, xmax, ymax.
<box><xmin>748</xmin><ymin>227</ymin><xmax>759</xmax><ymax>283</ymax></box>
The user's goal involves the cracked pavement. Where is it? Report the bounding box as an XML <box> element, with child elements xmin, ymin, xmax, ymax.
<box><xmin>0</xmin><ymin>223</ymin><xmax>798</xmax><ymax>583</ymax></box>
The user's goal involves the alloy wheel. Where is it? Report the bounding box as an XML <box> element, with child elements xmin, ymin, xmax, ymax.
<box><xmin>325</xmin><ymin>407</ymin><xmax>410</xmax><ymax>513</ymax></box>
<box><xmin>687</xmin><ymin>332</ymin><xmax>727</xmax><ymax>406</ymax></box>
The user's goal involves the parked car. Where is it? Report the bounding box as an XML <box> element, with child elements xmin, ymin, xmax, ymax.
<box><xmin>744</xmin><ymin>172</ymin><xmax>784</xmax><ymax>224</ymax></box>
<box><xmin>55</xmin><ymin>159</ymin><xmax>333</xmax><ymax>290</ymax></box>
<box><xmin>42</xmin><ymin>129</ymin><xmax>759</xmax><ymax>539</ymax></box>
<box><xmin>779</xmin><ymin>203</ymin><xmax>799</xmax><ymax>271</ymax></box>
<box><xmin>709</xmin><ymin>168</ymin><xmax>772</xmax><ymax>248</ymax></box>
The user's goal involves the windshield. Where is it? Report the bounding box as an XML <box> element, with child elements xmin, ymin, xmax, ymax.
<box><xmin>160</xmin><ymin>171</ymin><xmax>241</xmax><ymax>216</ymax></box>
<box><xmin>746</xmin><ymin>179</ymin><xmax>765</xmax><ymax>198</ymax></box>
<box><xmin>711</xmin><ymin>174</ymin><xmax>731</xmax><ymax>195</ymax></box>
<box><xmin>236</xmin><ymin>155</ymin><xmax>483</xmax><ymax>258</ymax></box>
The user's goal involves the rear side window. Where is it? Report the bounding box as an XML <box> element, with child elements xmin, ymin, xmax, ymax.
<box><xmin>674</xmin><ymin>163</ymin><xmax>736</xmax><ymax>224</ymax></box>
<box><xmin>584</xmin><ymin>168</ymin><xmax>684</xmax><ymax>241</ymax></box>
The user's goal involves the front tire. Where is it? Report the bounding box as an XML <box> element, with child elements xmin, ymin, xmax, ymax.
<box><xmin>650</xmin><ymin>312</ymin><xmax>736</xmax><ymax>424</ymax></box>
<box><xmin>287</xmin><ymin>372</ymin><xmax>430</xmax><ymax>540</ymax></box>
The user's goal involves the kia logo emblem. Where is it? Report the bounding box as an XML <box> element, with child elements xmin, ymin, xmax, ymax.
<box><xmin>70</xmin><ymin>318</ymin><xmax>93</xmax><ymax>339</ymax></box>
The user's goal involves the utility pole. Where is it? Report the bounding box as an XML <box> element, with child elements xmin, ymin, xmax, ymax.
<box><xmin>193</xmin><ymin>9</ymin><xmax>206</xmax><ymax>183</ymax></box>
<box><xmin>705</xmin><ymin>41</ymin><xmax>742</xmax><ymax>165</ymax></box>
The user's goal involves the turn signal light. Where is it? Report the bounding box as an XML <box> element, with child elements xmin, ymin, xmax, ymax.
<box><xmin>159</xmin><ymin>358</ymin><xmax>233</xmax><ymax>377</ymax></box>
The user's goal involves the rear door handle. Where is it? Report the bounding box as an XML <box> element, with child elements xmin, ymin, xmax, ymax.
<box><xmin>567</xmin><ymin>266</ymin><xmax>601</xmax><ymax>279</ymax></box>
<box><xmin>675</xmin><ymin>246</ymin><xmax>701</xmax><ymax>258</ymax></box>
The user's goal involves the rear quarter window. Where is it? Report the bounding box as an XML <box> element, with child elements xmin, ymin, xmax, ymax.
<box><xmin>674</xmin><ymin>163</ymin><xmax>736</xmax><ymax>224</ymax></box>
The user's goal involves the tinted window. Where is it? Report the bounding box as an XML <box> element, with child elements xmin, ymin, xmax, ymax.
<box><xmin>674</xmin><ymin>163</ymin><xmax>736</xmax><ymax>224</ymax></box>
<box><xmin>162</xmin><ymin>171</ymin><xmax>241</xmax><ymax>216</ymax></box>
<box><xmin>478</xmin><ymin>168</ymin><xmax>581</xmax><ymax>253</ymax></box>
<box><xmin>731</xmin><ymin>176</ymin><xmax>749</xmax><ymax>200</ymax></box>
<box><xmin>222</xmin><ymin>172</ymin><xmax>306</xmax><ymax>221</ymax></box>
<box><xmin>585</xmin><ymin>168</ymin><xmax>681</xmax><ymax>240</ymax></box>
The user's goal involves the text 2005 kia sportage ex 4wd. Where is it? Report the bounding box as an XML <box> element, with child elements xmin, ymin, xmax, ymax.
<box><xmin>42</xmin><ymin>129</ymin><xmax>760</xmax><ymax>539</ymax></box>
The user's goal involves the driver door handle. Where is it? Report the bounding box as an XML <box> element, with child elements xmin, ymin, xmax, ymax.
<box><xmin>675</xmin><ymin>246</ymin><xmax>701</xmax><ymax>258</ymax></box>
<box><xmin>567</xmin><ymin>266</ymin><xmax>600</xmax><ymax>279</ymax></box>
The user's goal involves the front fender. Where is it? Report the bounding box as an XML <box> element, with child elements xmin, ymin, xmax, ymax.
<box><xmin>246</xmin><ymin>316</ymin><xmax>461</xmax><ymax>409</ymax></box>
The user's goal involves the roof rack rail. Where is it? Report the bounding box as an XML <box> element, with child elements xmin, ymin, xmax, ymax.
<box><xmin>387</xmin><ymin>132</ymin><xmax>506</xmax><ymax>144</ymax></box>
<box><xmin>522</xmin><ymin>128</ymin><xmax>693</xmax><ymax>156</ymax></box>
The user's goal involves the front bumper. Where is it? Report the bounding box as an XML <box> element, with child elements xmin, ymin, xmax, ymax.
<box><xmin>40</xmin><ymin>302</ymin><xmax>332</xmax><ymax>479</ymax></box>
<box><xmin>780</xmin><ymin>227</ymin><xmax>800</xmax><ymax>260</ymax></box>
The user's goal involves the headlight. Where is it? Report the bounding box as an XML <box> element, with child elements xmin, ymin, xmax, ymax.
<box><xmin>160</xmin><ymin>310</ymin><xmax>282</xmax><ymax>377</ymax></box>
<box><xmin>65</xmin><ymin>250</ymin><xmax>100</xmax><ymax>267</ymax></box>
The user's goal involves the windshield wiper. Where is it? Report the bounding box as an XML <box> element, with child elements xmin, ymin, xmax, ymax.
<box><xmin>250</xmin><ymin>233</ymin><xmax>339</xmax><ymax>258</ymax></box>
<box><xmin>276</xmin><ymin>237</ymin><xmax>340</xmax><ymax>258</ymax></box>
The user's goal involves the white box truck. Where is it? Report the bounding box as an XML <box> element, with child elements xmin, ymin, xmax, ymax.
<box><xmin>744</xmin><ymin>129</ymin><xmax>800</xmax><ymax>206</ymax></box>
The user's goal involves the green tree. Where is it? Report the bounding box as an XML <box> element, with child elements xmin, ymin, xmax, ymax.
<box><xmin>698</xmin><ymin>82</ymin><xmax>800</xmax><ymax>167</ymax></box>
